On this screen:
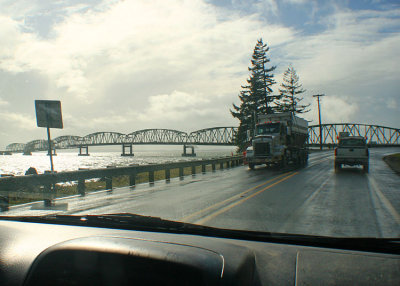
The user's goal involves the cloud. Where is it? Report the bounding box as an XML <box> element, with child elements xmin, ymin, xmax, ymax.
<box><xmin>0</xmin><ymin>111</ymin><xmax>36</xmax><ymax>129</ymax></box>
<box><xmin>0</xmin><ymin>0</ymin><xmax>399</xmax><ymax>148</ymax></box>
<box><xmin>276</xmin><ymin>8</ymin><xmax>400</xmax><ymax>126</ymax></box>
<box><xmin>0</xmin><ymin>0</ymin><xmax>294</xmax><ymax>103</ymax></box>
<box><xmin>386</xmin><ymin>98</ymin><xmax>398</xmax><ymax>110</ymax></box>
<box><xmin>282</xmin><ymin>9</ymin><xmax>400</xmax><ymax>86</ymax></box>
<box><xmin>0</xmin><ymin>98</ymin><xmax>9</xmax><ymax>106</ymax></box>
<box><xmin>138</xmin><ymin>90</ymin><xmax>213</xmax><ymax>123</ymax></box>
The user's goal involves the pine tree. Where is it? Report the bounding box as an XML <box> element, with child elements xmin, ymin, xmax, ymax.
<box><xmin>277</xmin><ymin>65</ymin><xmax>310</xmax><ymax>114</ymax></box>
<box><xmin>231</xmin><ymin>39</ymin><xmax>276</xmax><ymax>151</ymax></box>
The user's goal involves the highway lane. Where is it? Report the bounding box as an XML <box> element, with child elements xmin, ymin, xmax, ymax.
<box><xmin>5</xmin><ymin>148</ymin><xmax>400</xmax><ymax>238</ymax></box>
<box><xmin>193</xmin><ymin>149</ymin><xmax>400</xmax><ymax>237</ymax></box>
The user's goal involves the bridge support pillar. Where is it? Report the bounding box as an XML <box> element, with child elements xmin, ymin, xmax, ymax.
<box><xmin>121</xmin><ymin>144</ymin><xmax>134</xmax><ymax>156</ymax></box>
<box><xmin>47</xmin><ymin>148</ymin><xmax>57</xmax><ymax>156</ymax></box>
<box><xmin>23</xmin><ymin>150</ymin><xmax>32</xmax><ymax>155</ymax></box>
<box><xmin>78</xmin><ymin>146</ymin><xmax>89</xmax><ymax>156</ymax></box>
<box><xmin>182</xmin><ymin>145</ymin><xmax>196</xmax><ymax>157</ymax></box>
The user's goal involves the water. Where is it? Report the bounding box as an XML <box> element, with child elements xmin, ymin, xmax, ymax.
<box><xmin>0</xmin><ymin>145</ymin><xmax>236</xmax><ymax>176</ymax></box>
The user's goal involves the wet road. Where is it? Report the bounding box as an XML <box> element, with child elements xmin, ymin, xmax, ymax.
<box><xmin>6</xmin><ymin>148</ymin><xmax>400</xmax><ymax>237</ymax></box>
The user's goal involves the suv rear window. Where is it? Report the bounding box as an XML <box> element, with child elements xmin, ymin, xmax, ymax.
<box><xmin>339</xmin><ymin>138</ymin><xmax>366</xmax><ymax>147</ymax></box>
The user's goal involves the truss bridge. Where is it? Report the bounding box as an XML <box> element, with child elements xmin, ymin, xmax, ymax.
<box><xmin>308</xmin><ymin>123</ymin><xmax>399</xmax><ymax>147</ymax></box>
<box><xmin>5</xmin><ymin>127</ymin><xmax>238</xmax><ymax>156</ymax></box>
<box><xmin>3</xmin><ymin>124</ymin><xmax>399</xmax><ymax>155</ymax></box>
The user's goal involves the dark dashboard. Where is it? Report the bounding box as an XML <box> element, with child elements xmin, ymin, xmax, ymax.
<box><xmin>0</xmin><ymin>219</ymin><xmax>399</xmax><ymax>285</ymax></box>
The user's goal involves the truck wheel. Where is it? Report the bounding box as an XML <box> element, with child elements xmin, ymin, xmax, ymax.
<box><xmin>363</xmin><ymin>164</ymin><xmax>369</xmax><ymax>173</ymax></box>
<box><xmin>249</xmin><ymin>163</ymin><xmax>255</xmax><ymax>170</ymax></box>
<box><xmin>335</xmin><ymin>163</ymin><xmax>341</xmax><ymax>172</ymax></box>
<box><xmin>303</xmin><ymin>155</ymin><xmax>308</xmax><ymax>166</ymax></box>
<box><xmin>296</xmin><ymin>155</ymin><xmax>302</xmax><ymax>167</ymax></box>
<box><xmin>280</xmin><ymin>155</ymin><xmax>287</xmax><ymax>169</ymax></box>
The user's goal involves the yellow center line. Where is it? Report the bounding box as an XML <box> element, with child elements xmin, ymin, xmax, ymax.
<box><xmin>194</xmin><ymin>171</ymin><xmax>299</xmax><ymax>225</ymax></box>
<box><xmin>180</xmin><ymin>171</ymin><xmax>293</xmax><ymax>222</ymax></box>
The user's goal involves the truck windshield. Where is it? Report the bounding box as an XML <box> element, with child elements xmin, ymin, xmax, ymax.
<box><xmin>339</xmin><ymin>139</ymin><xmax>366</xmax><ymax>147</ymax></box>
<box><xmin>256</xmin><ymin>123</ymin><xmax>280</xmax><ymax>135</ymax></box>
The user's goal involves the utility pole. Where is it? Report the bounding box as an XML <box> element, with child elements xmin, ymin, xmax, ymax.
<box><xmin>313</xmin><ymin>94</ymin><xmax>326</xmax><ymax>150</ymax></box>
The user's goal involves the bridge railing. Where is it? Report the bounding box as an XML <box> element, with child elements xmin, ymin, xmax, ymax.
<box><xmin>0</xmin><ymin>156</ymin><xmax>243</xmax><ymax>211</ymax></box>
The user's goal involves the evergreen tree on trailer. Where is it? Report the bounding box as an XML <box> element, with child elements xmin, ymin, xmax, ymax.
<box><xmin>231</xmin><ymin>39</ymin><xmax>277</xmax><ymax>151</ymax></box>
<box><xmin>277</xmin><ymin>65</ymin><xmax>310</xmax><ymax>114</ymax></box>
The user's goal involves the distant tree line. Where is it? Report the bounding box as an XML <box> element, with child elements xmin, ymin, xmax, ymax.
<box><xmin>231</xmin><ymin>39</ymin><xmax>309</xmax><ymax>151</ymax></box>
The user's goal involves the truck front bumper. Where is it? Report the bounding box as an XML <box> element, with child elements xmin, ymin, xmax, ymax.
<box><xmin>248</xmin><ymin>156</ymin><xmax>281</xmax><ymax>164</ymax></box>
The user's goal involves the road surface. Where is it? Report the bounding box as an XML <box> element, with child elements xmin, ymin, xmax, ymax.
<box><xmin>5</xmin><ymin>148</ymin><xmax>400</xmax><ymax>238</ymax></box>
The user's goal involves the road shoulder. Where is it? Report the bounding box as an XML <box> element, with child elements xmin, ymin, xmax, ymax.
<box><xmin>383</xmin><ymin>153</ymin><xmax>400</xmax><ymax>175</ymax></box>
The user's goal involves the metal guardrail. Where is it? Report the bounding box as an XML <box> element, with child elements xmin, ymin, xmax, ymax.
<box><xmin>0</xmin><ymin>156</ymin><xmax>243</xmax><ymax>211</ymax></box>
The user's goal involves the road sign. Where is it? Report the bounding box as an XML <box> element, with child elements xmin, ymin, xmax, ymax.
<box><xmin>35</xmin><ymin>100</ymin><xmax>63</xmax><ymax>174</ymax></box>
<box><xmin>35</xmin><ymin>100</ymin><xmax>63</xmax><ymax>129</ymax></box>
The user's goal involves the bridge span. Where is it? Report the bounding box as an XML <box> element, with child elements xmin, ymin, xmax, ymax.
<box><xmin>3</xmin><ymin>124</ymin><xmax>399</xmax><ymax>155</ymax></box>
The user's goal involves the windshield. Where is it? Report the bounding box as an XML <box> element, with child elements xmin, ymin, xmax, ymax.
<box><xmin>339</xmin><ymin>138</ymin><xmax>366</xmax><ymax>147</ymax></box>
<box><xmin>256</xmin><ymin>123</ymin><xmax>281</xmax><ymax>135</ymax></box>
<box><xmin>0</xmin><ymin>0</ymin><xmax>399</xmax><ymax>241</ymax></box>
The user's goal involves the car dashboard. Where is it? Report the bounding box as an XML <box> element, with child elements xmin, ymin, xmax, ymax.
<box><xmin>0</xmin><ymin>220</ymin><xmax>399</xmax><ymax>285</ymax></box>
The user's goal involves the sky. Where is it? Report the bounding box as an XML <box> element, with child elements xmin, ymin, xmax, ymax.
<box><xmin>0</xmin><ymin>0</ymin><xmax>399</xmax><ymax>148</ymax></box>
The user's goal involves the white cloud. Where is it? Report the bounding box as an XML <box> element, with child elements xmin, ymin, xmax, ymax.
<box><xmin>138</xmin><ymin>90</ymin><xmax>213</xmax><ymax>122</ymax></box>
<box><xmin>276</xmin><ymin>8</ymin><xmax>400</xmax><ymax>126</ymax></box>
<box><xmin>0</xmin><ymin>0</ymin><xmax>294</xmax><ymax>104</ymax></box>
<box><xmin>0</xmin><ymin>98</ymin><xmax>9</xmax><ymax>106</ymax></box>
<box><xmin>321</xmin><ymin>96</ymin><xmax>358</xmax><ymax>123</ymax></box>
<box><xmin>0</xmin><ymin>111</ymin><xmax>36</xmax><ymax>129</ymax></box>
<box><xmin>0</xmin><ymin>0</ymin><xmax>399</xmax><ymax>147</ymax></box>
<box><xmin>283</xmin><ymin>9</ymin><xmax>400</xmax><ymax>87</ymax></box>
<box><xmin>386</xmin><ymin>98</ymin><xmax>398</xmax><ymax>110</ymax></box>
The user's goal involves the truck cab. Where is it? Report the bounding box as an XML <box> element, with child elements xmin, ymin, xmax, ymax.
<box><xmin>247</xmin><ymin>113</ymin><xmax>308</xmax><ymax>170</ymax></box>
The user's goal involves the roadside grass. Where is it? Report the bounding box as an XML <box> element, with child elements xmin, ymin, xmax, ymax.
<box><xmin>8</xmin><ymin>165</ymin><xmax>219</xmax><ymax>206</ymax></box>
<box><xmin>383</xmin><ymin>153</ymin><xmax>400</xmax><ymax>174</ymax></box>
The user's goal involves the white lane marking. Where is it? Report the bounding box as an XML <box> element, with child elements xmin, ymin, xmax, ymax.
<box><xmin>307</xmin><ymin>156</ymin><xmax>332</xmax><ymax>168</ymax></box>
<box><xmin>294</xmin><ymin>251</ymin><xmax>300</xmax><ymax>286</ymax></box>
<box><xmin>278</xmin><ymin>174</ymin><xmax>332</xmax><ymax>233</ymax></box>
<box><xmin>367</xmin><ymin>175</ymin><xmax>400</xmax><ymax>225</ymax></box>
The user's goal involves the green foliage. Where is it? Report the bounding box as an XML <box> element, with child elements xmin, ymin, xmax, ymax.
<box><xmin>276</xmin><ymin>65</ymin><xmax>310</xmax><ymax>114</ymax></box>
<box><xmin>231</xmin><ymin>39</ymin><xmax>276</xmax><ymax>151</ymax></box>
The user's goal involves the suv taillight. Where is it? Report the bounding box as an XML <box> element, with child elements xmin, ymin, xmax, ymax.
<box><xmin>334</xmin><ymin>148</ymin><xmax>337</xmax><ymax>156</ymax></box>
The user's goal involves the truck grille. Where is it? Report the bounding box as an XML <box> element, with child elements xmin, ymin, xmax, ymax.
<box><xmin>254</xmin><ymin>143</ymin><xmax>270</xmax><ymax>157</ymax></box>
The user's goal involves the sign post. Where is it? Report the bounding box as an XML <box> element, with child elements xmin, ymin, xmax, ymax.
<box><xmin>35</xmin><ymin>100</ymin><xmax>63</xmax><ymax>173</ymax></box>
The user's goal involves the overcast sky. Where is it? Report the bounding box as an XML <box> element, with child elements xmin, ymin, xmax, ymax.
<box><xmin>0</xmin><ymin>0</ymin><xmax>399</xmax><ymax>148</ymax></box>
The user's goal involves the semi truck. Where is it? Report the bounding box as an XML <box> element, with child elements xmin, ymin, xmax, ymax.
<box><xmin>246</xmin><ymin>112</ymin><xmax>309</xmax><ymax>169</ymax></box>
